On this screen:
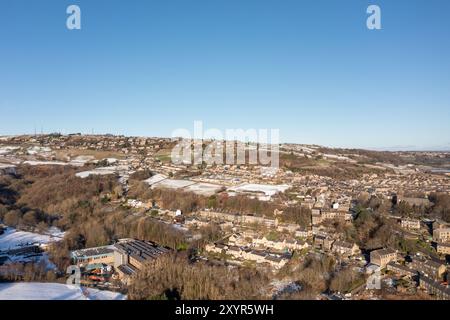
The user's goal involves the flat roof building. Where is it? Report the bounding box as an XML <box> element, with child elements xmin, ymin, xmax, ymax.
<box><xmin>113</xmin><ymin>239</ymin><xmax>171</xmax><ymax>282</ymax></box>
<box><xmin>71</xmin><ymin>245</ymin><xmax>115</xmax><ymax>266</ymax></box>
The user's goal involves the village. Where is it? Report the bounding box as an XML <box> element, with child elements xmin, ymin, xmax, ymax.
<box><xmin>1</xmin><ymin>134</ymin><xmax>450</xmax><ymax>300</ymax></box>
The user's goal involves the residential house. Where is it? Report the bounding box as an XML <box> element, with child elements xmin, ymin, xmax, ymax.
<box><xmin>227</xmin><ymin>233</ymin><xmax>249</xmax><ymax>246</ymax></box>
<box><xmin>205</xmin><ymin>243</ymin><xmax>227</xmax><ymax>254</ymax></box>
<box><xmin>332</xmin><ymin>241</ymin><xmax>360</xmax><ymax>257</ymax></box>
<box><xmin>283</xmin><ymin>239</ymin><xmax>309</xmax><ymax>251</ymax></box>
<box><xmin>198</xmin><ymin>210</ymin><xmax>277</xmax><ymax>228</ymax></box>
<box><xmin>301</xmin><ymin>198</ymin><xmax>315</xmax><ymax>209</ymax></box>
<box><xmin>433</xmin><ymin>228</ymin><xmax>450</xmax><ymax>243</ymax></box>
<box><xmin>277</xmin><ymin>223</ymin><xmax>300</xmax><ymax>234</ymax></box>
<box><xmin>311</xmin><ymin>209</ymin><xmax>323</xmax><ymax>225</ymax></box>
<box><xmin>401</xmin><ymin>218</ymin><xmax>421</xmax><ymax>230</ymax></box>
<box><xmin>314</xmin><ymin>235</ymin><xmax>334</xmax><ymax>252</ymax></box>
<box><xmin>433</xmin><ymin>219</ymin><xmax>449</xmax><ymax>231</ymax></box>
<box><xmin>370</xmin><ymin>249</ymin><xmax>397</xmax><ymax>268</ymax></box>
<box><xmin>386</xmin><ymin>262</ymin><xmax>417</xmax><ymax>277</ymax></box>
<box><xmin>185</xmin><ymin>217</ymin><xmax>210</xmax><ymax>229</ymax></box>
<box><xmin>226</xmin><ymin>245</ymin><xmax>243</xmax><ymax>259</ymax></box>
<box><xmin>242</xmin><ymin>249</ymin><xmax>267</xmax><ymax>263</ymax></box>
<box><xmin>419</xmin><ymin>275</ymin><xmax>450</xmax><ymax>300</ymax></box>
<box><xmin>410</xmin><ymin>257</ymin><xmax>446</xmax><ymax>280</ymax></box>
<box><xmin>436</xmin><ymin>243</ymin><xmax>450</xmax><ymax>255</ymax></box>
<box><xmin>295</xmin><ymin>229</ymin><xmax>313</xmax><ymax>239</ymax></box>
<box><xmin>264</xmin><ymin>255</ymin><xmax>289</xmax><ymax>270</ymax></box>
<box><xmin>321</xmin><ymin>209</ymin><xmax>336</xmax><ymax>220</ymax></box>
<box><xmin>253</xmin><ymin>237</ymin><xmax>308</xmax><ymax>252</ymax></box>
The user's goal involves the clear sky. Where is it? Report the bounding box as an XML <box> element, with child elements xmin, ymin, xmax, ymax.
<box><xmin>1</xmin><ymin>0</ymin><xmax>449</xmax><ymax>150</ymax></box>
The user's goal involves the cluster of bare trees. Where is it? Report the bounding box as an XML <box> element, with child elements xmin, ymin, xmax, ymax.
<box><xmin>277</xmin><ymin>253</ymin><xmax>365</xmax><ymax>299</ymax></box>
<box><xmin>0</xmin><ymin>260</ymin><xmax>58</xmax><ymax>283</ymax></box>
<box><xmin>17</xmin><ymin>165</ymin><xmax>117</xmax><ymax>216</ymax></box>
<box><xmin>280</xmin><ymin>153</ymin><xmax>389</xmax><ymax>179</ymax></box>
<box><xmin>0</xmin><ymin>165</ymin><xmax>118</xmax><ymax>231</ymax></box>
<box><xmin>128</xmin><ymin>182</ymin><xmax>311</xmax><ymax>227</ymax></box>
<box><xmin>352</xmin><ymin>204</ymin><xmax>397</xmax><ymax>250</ymax></box>
<box><xmin>1</xmin><ymin>166</ymin><xmax>188</xmax><ymax>270</ymax></box>
<box><xmin>429</xmin><ymin>193</ymin><xmax>450</xmax><ymax>222</ymax></box>
<box><xmin>276</xmin><ymin>254</ymin><xmax>336</xmax><ymax>299</ymax></box>
<box><xmin>329</xmin><ymin>267</ymin><xmax>365</xmax><ymax>294</ymax></box>
<box><xmin>352</xmin><ymin>192</ymin><xmax>450</xmax><ymax>252</ymax></box>
<box><xmin>45</xmin><ymin>211</ymin><xmax>188</xmax><ymax>271</ymax></box>
<box><xmin>128</xmin><ymin>253</ymin><xmax>269</xmax><ymax>300</ymax></box>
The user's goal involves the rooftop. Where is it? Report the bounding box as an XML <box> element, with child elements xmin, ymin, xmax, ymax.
<box><xmin>370</xmin><ymin>248</ymin><xmax>396</xmax><ymax>257</ymax></box>
<box><xmin>227</xmin><ymin>183</ymin><xmax>290</xmax><ymax>197</ymax></box>
<box><xmin>114</xmin><ymin>239</ymin><xmax>170</xmax><ymax>264</ymax></box>
<box><xmin>71</xmin><ymin>245</ymin><xmax>115</xmax><ymax>259</ymax></box>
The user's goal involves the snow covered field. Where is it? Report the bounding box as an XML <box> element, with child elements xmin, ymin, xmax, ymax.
<box><xmin>0</xmin><ymin>228</ymin><xmax>63</xmax><ymax>251</ymax></box>
<box><xmin>0</xmin><ymin>228</ymin><xmax>65</xmax><ymax>270</ymax></box>
<box><xmin>228</xmin><ymin>183</ymin><xmax>290</xmax><ymax>196</ymax></box>
<box><xmin>145</xmin><ymin>175</ymin><xmax>223</xmax><ymax>196</ymax></box>
<box><xmin>152</xmin><ymin>179</ymin><xmax>196</xmax><ymax>190</ymax></box>
<box><xmin>0</xmin><ymin>163</ymin><xmax>16</xmax><ymax>169</ymax></box>
<box><xmin>75</xmin><ymin>165</ymin><xmax>129</xmax><ymax>178</ymax></box>
<box><xmin>0</xmin><ymin>146</ymin><xmax>19</xmax><ymax>155</ymax></box>
<box><xmin>27</xmin><ymin>146</ymin><xmax>52</xmax><ymax>155</ymax></box>
<box><xmin>22</xmin><ymin>159</ymin><xmax>90</xmax><ymax>167</ymax></box>
<box><xmin>184</xmin><ymin>182</ymin><xmax>223</xmax><ymax>196</ymax></box>
<box><xmin>23</xmin><ymin>160</ymin><xmax>70</xmax><ymax>166</ymax></box>
<box><xmin>76</xmin><ymin>168</ymin><xmax>116</xmax><ymax>178</ymax></box>
<box><xmin>144</xmin><ymin>173</ymin><xmax>168</xmax><ymax>186</ymax></box>
<box><xmin>0</xmin><ymin>282</ymin><xmax>126</xmax><ymax>300</ymax></box>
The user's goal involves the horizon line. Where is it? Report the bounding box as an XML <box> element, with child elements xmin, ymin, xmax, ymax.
<box><xmin>1</xmin><ymin>132</ymin><xmax>450</xmax><ymax>153</ymax></box>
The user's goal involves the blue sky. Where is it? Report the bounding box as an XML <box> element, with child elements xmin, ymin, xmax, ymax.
<box><xmin>1</xmin><ymin>0</ymin><xmax>449</xmax><ymax>150</ymax></box>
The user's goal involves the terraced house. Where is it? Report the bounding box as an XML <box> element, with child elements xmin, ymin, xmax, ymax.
<box><xmin>411</xmin><ymin>257</ymin><xmax>446</xmax><ymax>280</ymax></box>
<box><xmin>332</xmin><ymin>241</ymin><xmax>360</xmax><ymax>258</ymax></box>
<box><xmin>436</xmin><ymin>243</ymin><xmax>450</xmax><ymax>255</ymax></box>
<box><xmin>433</xmin><ymin>228</ymin><xmax>450</xmax><ymax>243</ymax></box>
<box><xmin>419</xmin><ymin>275</ymin><xmax>450</xmax><ymax>300</ymax></box>
<box><xmin>400</xmin><ymin>218</ymin><xmax>421</xmax><ymax>230</ymax></box>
